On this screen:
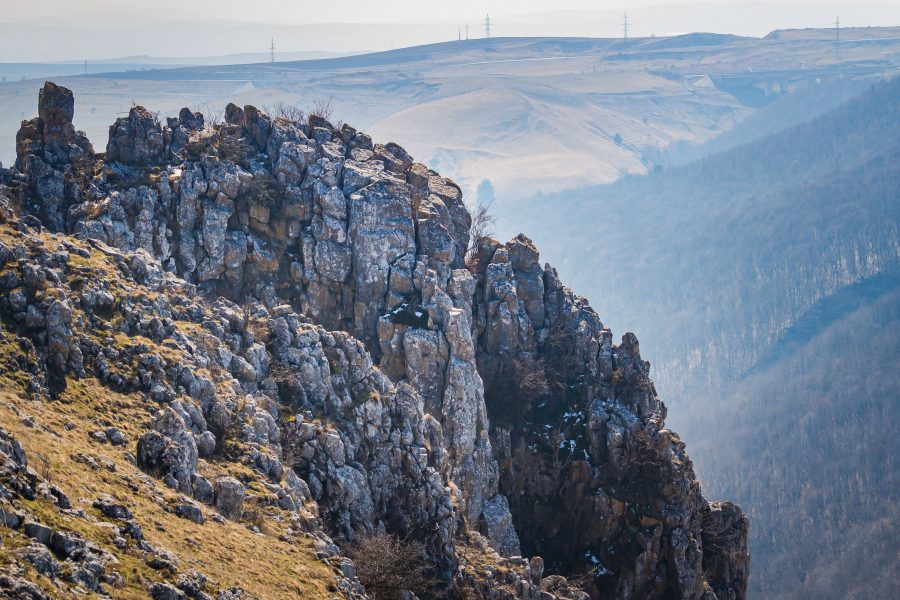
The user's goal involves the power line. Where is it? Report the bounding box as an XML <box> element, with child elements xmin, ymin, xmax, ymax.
<box><xmin>485</xmin><ymin>14</ymin><xmax>491</xmax><ymax>38</ymax></box>
<box><xmin>835</xmin><ymin>16</ymin><xmax>842</xmax><ymax>62</ymax></box>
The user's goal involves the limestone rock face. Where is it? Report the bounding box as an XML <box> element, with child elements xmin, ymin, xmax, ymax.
<box><xmin>14</xmin><ymin>81</ymin><xmax>94</xmax><ymax>231</ymax></box>
<box><xmin>106</xmin><ymin>105</ymin><xmax>165</xmax><ymax>166</ymax></box>
<box><xmin>1</xmin><ymin>82</ymin><xmax>749</xmax><ymax>600</ymax></box>
<box><xmin>137</xmin><ymin>407</ymin><xmax>199</xmax><ymax>494</ymax></box>
<box><xmin>471</xmin><ymin>238</ymin><xmax>751</xmax><ymax>600</ymax></box>
<box><xmin>701</xmin><ymin>502</ymin><xmax>750</xmax><ymax>600</ymax></box>
<box><xmin>480</xmin><ymin>493</ymin><xmax>521</xmax><ymax>557</ymax></box>
<box><xmin>213</xmin><ymin>477</ymin><xmax>246</xmax><ymax>520</ymax></box>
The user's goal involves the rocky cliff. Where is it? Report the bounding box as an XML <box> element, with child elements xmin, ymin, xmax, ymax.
<box><xmin>0</xmin><ymin>81</ymin><xmax>748</xmax><ymax>599</ymax></box>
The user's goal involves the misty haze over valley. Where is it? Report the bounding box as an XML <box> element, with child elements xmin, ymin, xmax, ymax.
<box><xmin>0</xmin><ymin>2</ymin><xmax>897</xmax><ymax>599</ymax></box>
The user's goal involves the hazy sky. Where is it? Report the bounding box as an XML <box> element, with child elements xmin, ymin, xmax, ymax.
<box><xmin>3</xmin><ymin>1</ymin><xmax>900</xmax><ymax>60</ymax></box>
<box><xmin>6</xmin><ymin>0</ymin><xmax>900</xmax><ymax>25</ymax></box>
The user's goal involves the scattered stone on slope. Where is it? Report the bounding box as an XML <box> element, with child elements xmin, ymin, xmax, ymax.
<box><xmin>0</xmin><ymin>426</ymin><xmax>123</xmax><ymax>595</ymax></box>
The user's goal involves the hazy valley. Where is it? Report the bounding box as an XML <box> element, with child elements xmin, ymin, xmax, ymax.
<box><xmin>501</xmin><ymin>73</ymin><xmax>900</xmax><ymax>599</ymax></box>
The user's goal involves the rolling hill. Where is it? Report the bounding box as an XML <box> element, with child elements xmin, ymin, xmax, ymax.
<box><xmin>2</xmin><ymin>28</ymin><xmax>898</xmax><ymax>200</ymax></box>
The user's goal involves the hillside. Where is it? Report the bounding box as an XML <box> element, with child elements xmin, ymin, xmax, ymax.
<box><xmin>502</xmin><ymin>75</ymin><xmax>900</xmax><ymax>396</ymax></box>
<box><xmin>641</xmin><ymin>75</ymin><xmax>878</xmax><ymax>168</ymax></box>
<box><xmin>498</xmin><ymin>75</ymin><xmax>900</xmax><ymax>597</ymax></box>
<box><xmin>2</xmin><ymin>29</ymin><xmax>898</xmax><ymax>200</ymax></box>
<box><xmin>5</xmin><ymin>3</ymin><xmax>900</xmax><ymax>59</ymax></box>
<box><xmin>0</xmin><ymin>82</ymin><xmax>748</xmax><ymax>599</ymax></box>
<box><xmin>692</xmin><ymin>288</ymin><xmax>900</xmax><ymax>600</ymax></box>
<box><xmin>0</xmin><ymin>51</ymin><xmax>350</xmax><ymax>83</ymax></box>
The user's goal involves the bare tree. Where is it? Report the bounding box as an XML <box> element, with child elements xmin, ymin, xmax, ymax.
<box><xmin>515</xmin><ymin>355</ymin><xmax>550</xmax><ymax>401</ymax></box>
<box><xmin>549</xmin><ymin>421</ymin><xmax>578</xmax><ymax>483</ymax></box>
<box><xmin>466</xmin><ymin>200</ymin><xmax>496</xmax><ymax>264</ymax></box>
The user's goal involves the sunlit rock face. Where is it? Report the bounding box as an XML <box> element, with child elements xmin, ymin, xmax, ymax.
<box><xmin>0</xmin><ymin>81</ymin><xmax>748</xmax><ymax>600</ymax></box>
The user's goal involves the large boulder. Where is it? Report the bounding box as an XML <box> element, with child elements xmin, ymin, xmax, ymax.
<box><xmin>136</xmin><ymin>408</ymin><xmax>199</xmax><ymax>494</ymax></box>
<box><xmin>213</xmin><ymin>477</ymin><xmax>245</xmax><ymax>520</ymax></box>
<box><xmin>480</xmin><ymin>494</ymin><xmax>521</xmax><ymax>557</ymax></box>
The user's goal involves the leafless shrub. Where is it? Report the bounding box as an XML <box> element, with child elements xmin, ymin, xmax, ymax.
<box><xmin>248</xmin><ymin>320</ymin><xmax>272</xmax><ymax>345</ymax></box>
<box><xmin>267</xmin><ymin>362</ymin><xmax>293</xmax><ymax>385</ymax></box>
<box><xmin>309</xmin><ymin>97</ymin><xmax>335</xmax><ymax>122</ymax></box>
<box><xmin>216</xmin><ymin>397</ymin><xmax>250</xmax><ymax>460</ymax></box>
<box><xmin>279</xmin><ymin>426</ymin><xmax>303</xmax><ymax>473</ymax></box>
<box><xmin>245</xmin><ymin>170</ymin><xmax>278</xmax><ymax>205</ymax></box>
<box><xmin>35</xmin><ymin>452</ymin><xmax>51</xmax><ymax>493</ymax></box>
<box><xmin>267</xmin><ymin>101</ymin><xmax>307</xmax><ymax>123</ymax></box>
<box><xmin>242</xmin><ymin>496</ymin><xmax>268</xmax><ymax>533</ymax></box>
<box><xmin>484</xmin><ymin>354</ymin><xmax>551</xmax><ymax>427</ymax></box>
<box><xmin>515</xmin><ymin>355</ymin><xmax>551</xmax><ymax>401</ymax></box>
<box><xmin>343</xmin><ymin>531</ymin><xmax>436</xmax><ymax>599</ymax></box>
<box><xmin>215</xmin><ymin>131</ymin><xmax>247</xmax><ymax>163</ymax></box>
<box><xmin>196</xmin><ymin>102</ymin><xmax>224</xmax><ymax>127</ymax></box>
<box><xmin>264</xmin><ymin>97</ymin><xmax>342</xmax><ymax>127</ymax></box>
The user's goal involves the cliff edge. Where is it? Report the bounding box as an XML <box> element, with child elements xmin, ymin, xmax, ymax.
<box><xmin>0</xmin><ymin>81</ymin><xmax>748</xmax><ymax>599</ymax></box>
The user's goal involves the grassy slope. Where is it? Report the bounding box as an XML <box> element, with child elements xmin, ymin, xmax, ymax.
<box><xmin>0</xmin><ymin>224</ymin><xmax>341</xmax><ymax>599</ymax></box>
<box><xmin>0</xmin><ymin>382</ymin><xmax>338</xmax><ymax>599</ymax></box>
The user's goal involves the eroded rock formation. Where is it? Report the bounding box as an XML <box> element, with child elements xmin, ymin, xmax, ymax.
<box><xmin>0</xmin><ymin>81</ymin><xmax>748</xmax><ymax>599</ymax></box>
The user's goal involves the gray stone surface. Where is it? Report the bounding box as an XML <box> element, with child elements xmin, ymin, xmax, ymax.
<box><xmin>0</xmin><ymin>82</ymin><xmax>750</xmax><ymax>600</ymax></box>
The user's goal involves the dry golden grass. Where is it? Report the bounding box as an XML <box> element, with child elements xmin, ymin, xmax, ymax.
<box><xmin>0</xmin><ymin>222</ymin><xmax>348</xmax><ymax>597</ymax></box>
<box><xmin>0</xmin><ymin>371</ymin><xmax>339</xmax><ymax>600</ymax></box>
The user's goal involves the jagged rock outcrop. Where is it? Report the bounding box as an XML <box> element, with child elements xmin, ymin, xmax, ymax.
<box><xmin>469</xmin><ymin>234</ymin><xmax>749</xmax><ymax>599</ymax></box>
<box><xmin>11</xmin><ymin>83</ymin><xmax>505</xmax><ymax>535</ymax></box>
<box><xmin>0</xmin><ymin>81</ymin><xmax>749</xmax><ymax>599</ymax></box>
<box><xmin>13</xmin><ymin>81</ymin><xmax>94</xmax><ymax>231</ymax></box>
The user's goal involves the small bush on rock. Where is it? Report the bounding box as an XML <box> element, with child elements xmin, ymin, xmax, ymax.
<box><xmin>344</xmin><ymin>531</ymin><xmax>435</xmax><ymax>600</ymax></box>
